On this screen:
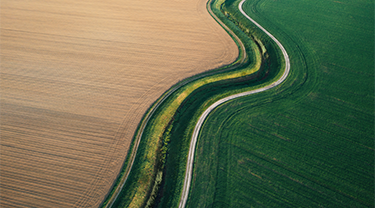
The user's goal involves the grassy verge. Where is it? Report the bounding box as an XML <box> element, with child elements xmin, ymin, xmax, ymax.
<box><xmin>153</xmin><ymin>0</ymin><xmax>289</xmax><ymax>207</ymax></box>
<box><xmin>100</xmin><ymin>0</ymin><xmax>293</xmax><ymax>205</ymax></box>
<box><xmin>100</xmin><ymin>0</ymin><xmax>261</xmax><ymax>206</ymax></box>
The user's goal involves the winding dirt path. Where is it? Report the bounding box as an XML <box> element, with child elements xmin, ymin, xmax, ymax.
<box><xmin>178</xmin><ymin>0</ymin><xmax>290</xmax><ymax>207</ymax></box>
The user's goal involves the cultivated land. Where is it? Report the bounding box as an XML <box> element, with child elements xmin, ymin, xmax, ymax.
<box><xmin>0</xmin><ymin>0</ymin><xmax>238</xmax><ymax>207</ymax></box>
<box><xmin>187</xmin><ymin>0</ymin><xmax>374</xmax><ymax>207</ymax></box>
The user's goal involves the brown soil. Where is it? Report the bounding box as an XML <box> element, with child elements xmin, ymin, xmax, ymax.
<box><xmin>0</xmin><ymin>0</ymin><xmax>238</xmax><ymax>207</ymax></box>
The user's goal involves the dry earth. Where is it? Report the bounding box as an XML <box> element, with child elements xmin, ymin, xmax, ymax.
<box><xmin>0</xmin><ymin>0</ymin><xmax>238</xmax><ymax>207</ymax></box>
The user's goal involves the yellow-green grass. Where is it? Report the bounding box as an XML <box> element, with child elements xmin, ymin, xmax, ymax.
<box><xmin>100</xmin><ymin>0</ymin><xmax>263</xmax><ymax>205</ymax></box>
<box><xmin>153</xmin><ymin>2</ymin><xmax>289</xmax><ymax>207</ymax></box>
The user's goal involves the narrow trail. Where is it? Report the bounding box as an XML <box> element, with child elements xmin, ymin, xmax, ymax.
<box><xmin>178</xmin><ymin>0</ymin><xmax>290</xmax><ymax>207</ymax></box>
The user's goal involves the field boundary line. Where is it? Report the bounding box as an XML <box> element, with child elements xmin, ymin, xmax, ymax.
<box><xmin>102</xmin><ymin>1</ymin><xmax>247</xmax><ymax>206</ymax></box>
<box><xmin>178</xmin><ymin>0</ymin><xmax>290</xmax><ymax>207</ymax></box>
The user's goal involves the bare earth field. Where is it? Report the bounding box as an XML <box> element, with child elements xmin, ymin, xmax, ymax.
<box><xmin>0</xmin><ymin>0</ymin><xmax>238</xmax><ymax>207</ymax></box>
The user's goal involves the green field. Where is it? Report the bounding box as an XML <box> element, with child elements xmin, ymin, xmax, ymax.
<box><xmin>186</xmin><ymin>0</ymin><xmax>374</xmax><ymax>207</ymax></box>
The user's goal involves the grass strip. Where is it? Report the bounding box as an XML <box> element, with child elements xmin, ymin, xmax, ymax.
<box><xmin>100</xmin><ymin>0</ymin><xmax>286</xmax><ymax>206</ymax></box>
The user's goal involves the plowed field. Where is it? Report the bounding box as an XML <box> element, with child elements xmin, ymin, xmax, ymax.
<box><xmin>0</xmin><ymin>0</ymin><xmax>238</xmax><ymax>207</ymax></box>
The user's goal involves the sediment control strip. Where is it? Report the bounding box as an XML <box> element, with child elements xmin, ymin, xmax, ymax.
<box><xmin>102</xmin><ymin>1</ymin><xmax>247</xmax><ymax>207</ymax></box>
<box><xmin>178</xmin><ymin>0</ymin><xmax>290</xmax><ymax>207</ymax></box>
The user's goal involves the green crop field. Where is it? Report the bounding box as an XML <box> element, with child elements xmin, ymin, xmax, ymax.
<box><xmin>187</xmin><ymin>0</ymin><xmax>374</xmax><ymax>207</ymax></box>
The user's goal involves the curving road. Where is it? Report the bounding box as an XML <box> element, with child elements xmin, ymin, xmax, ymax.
<box><xmin>178</xmin><ymin>0</ymin><xmax>290</xmax><ymax>207</ymax></box>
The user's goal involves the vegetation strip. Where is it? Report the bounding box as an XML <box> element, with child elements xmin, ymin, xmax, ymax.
<box><xmin>102</xmin><ymin>0</ymin><xmax>286</xmax><ymax>205</ymax></box>
<box><xmin>103</xmin><ymin>0</ymin><xmax>282</xmax><ymax>205</ymax></box>
<box><xmin>178</xmin><ymin>0</ymin><xmax>290</xmax><ymax>207</ymax></box>
<box><xmin>102</xmin><ymin>54</ymin><xmax>245</xmax><ymax>207</ymax></box>
<box><xmin>101</xmin><ymin>2</ymin><xmax>249</xmax><ymax>207</ymax></box>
